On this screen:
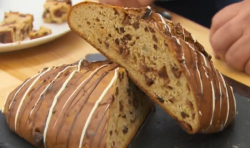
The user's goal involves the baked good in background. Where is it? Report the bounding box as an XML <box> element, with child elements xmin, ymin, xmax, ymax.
<box><xmin>29</xmin><ymin>26</ymin><xmax>52</xmax><ymax>39</ymax></box>
<box><xmin>42</xmin><ymin>0</ymin><xmax>72</xmax><ymax>24</ymax></box>
<box><xmin>0</xmin><ymin>12</ymin><xmax>34</xmax><ymax>43</ymax></box>
<box><xmin>2</xmin><ymin>59</ymin><xmax>153</xmax><ymax>148</ymax></box>
<box><xmin>68</xmin><ymin>1</ymin><xmax>237</xmax><ymax>134</ymax></box>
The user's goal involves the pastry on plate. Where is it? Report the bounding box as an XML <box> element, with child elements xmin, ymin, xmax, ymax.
<box><xmin>68</xmin><ymin>1</ymin><xmax>236</xmax><ymax>134</ymax></box>
<box><xmin>0</xmin><ymin>12</ymin><xmax>34</xmax><ymax>43</ymax></box>
<box><xmin>42</xmin><ymin>0</ymin><xmax>72</xmax><ymax>24</ymax></box>
<box><xmin>2</xmin><ymin>59</ymin><xmax>153</xmax><ymax>148</ymax></box>
<box><xmin>29</xmin><ymin>26</ymin><xmax>52</xmax><ymax>39</ymax></box>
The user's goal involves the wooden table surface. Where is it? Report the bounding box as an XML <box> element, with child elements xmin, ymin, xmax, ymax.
<box><xmin>0</xmin><ymin>11</ymin><xmax>250</xmax><ymax>109</ymax></box>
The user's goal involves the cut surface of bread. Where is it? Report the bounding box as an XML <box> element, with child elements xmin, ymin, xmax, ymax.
<box><xmin>2</xmin><ymin>59</ymin><xmax>153</xmax><ymax>148</ymax></box>
<box><xmin>68</xmin><ymin>2</ymin><xmax>236</xmax><ymax>134</ymax></box>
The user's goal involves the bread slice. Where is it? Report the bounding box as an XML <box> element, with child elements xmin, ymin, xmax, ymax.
<box><xmin>68</xmin><ymin>2</ymin><xmax>236</xmax><ymax>134</ymax></box>
<box><xmin>2</xmin><ymin>59</ymin><xmax>153</xmax><ymax>148</ymax></box>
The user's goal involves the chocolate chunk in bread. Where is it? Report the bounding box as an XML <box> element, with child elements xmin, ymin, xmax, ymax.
<box><xmin>2</xmin><ymin>59</ymin><xmax>153</xmax><ymax>148</ymax></box>
<box><xmin>68</xmin><ymin>2</ymin><xmax>237</xmax><ymax>134</ymax></box>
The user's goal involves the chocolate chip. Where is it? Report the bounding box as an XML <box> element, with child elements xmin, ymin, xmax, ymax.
<box><xmin>145</xmin><ymin>76</ymin><xmax>154</xmax><ymax>86</ymax></box>
<box><xmin>144</xmin><ymin>27</ymin><xmax>149</xmax><ymax>32</ymax></box>
<box><xmin>122</xmin><ymin>13</ymin><xmax>130</xmax><ymax>25</ymax></box>
<box><xmin>180</xmin><ymin>121</ymin><xmax>193</xmax><ymax>131</ymax></box>
<box><xmin>43</xmin><ymin>32</ymin><xmax>48</xmax><ymax>35</ymax></box>
<box><xmin>169</xmin><ymin>97</ymin><xmax>175</xmax><ymax>103</ymax></box>
<box><xmin>120</xmin><ymin>27</ymin><xmax>125</xmax><ymax>33</ymax></box>
<box><xmin>158</xmin><ymin>66</ymin><xmax>168</xmax><ymax>78</ymax></box>
<box><xmin>148</xmin><ymin>27</ymin><xmax>155</xmax><ymax>33</ymax></box>
<box><xmin>122</xmin><ymin>114</ymin><xmax>126</xmax><ymax>118</ymax></box>
<box><xmin>139</xmin><ymin>61</ymin><xmax>150</xmax><ymax>73</ymax></box>
<box><xmin>54</xmin><ymin>10</ymin><xmax>65</xmax><ymax>17</ymax></box>
<box><xmin>167</xmin><ymin>85</ymin><xmax>173</xmax><ymax>90</ymax></box>
<box><xmin>171</xmin><ymin>65</ymin><xmax>182</xmax><ymax>78</ymax></box>
<box><xmin>123</xmin><ymin>34</ymin><xmax>132</xmax><ymax>40</ymax></box>
<box><xmin>132</xmin><ymin>22</ymin><xmax>140</xmax><ymax>30</ymax></box>
<box><xmin>98</xmin><ymin>38</ymin><xmax>102</xmax><ymax>44</ymax></box>
<box><xmin>130</xmin><ymin>41</ymin><xmax>136</xmax><ymax>46</ymax></box>
<box><xmin>118</xmin><ymin>46</ymin><xmax>130</xmax><ymax>58</ymax></box>
<box><xmin>181</xmin><ymin>111</ymin><xmax>189</xmax><ymax>119</ymax></box>
<box><xmin>141</xmin><ymin>6</ymin><xmax>152</xmax><ymax>19</ymax></box>
<box><xmin>157</xmin><ymin>97</ymin><xmax>164</xmax><ymax>103</ymax></box>
<box><xmin>119</xmin><ymin>101</ymin><xmax>123</xmax><ymax>111</ymax></box>
<box><xmin>110</xmin><ymin>130</ymin><xmax>113</xmax><ymax>136</ymax></box>
<box><xmin>113</xmin><ymin>8</ymin><xmax>119</xmax><ymax>15</ymax></box>
<box><xmin>87</xmin><ymin>21</ymin><xmax>91</xmax><ymax>25</ymax></box>
<box><xmin>153</xmin><ymin>44</ymin><xmax>158</xmax><ymax>50</ymax></box>
<box><xmin>115</xmin><ymin>87</ymin><xmax>119</xmax><ymax>96</ymax></box>
<box><xmin>122</xmin><ymin>126</ymin><xmax>128</xmax><ymax>134</ymax></box>
<box><xmin>115</xmin><ymin>38</ymin><xmax>119</xmax><ymax>45</ymax></box>
<box><xmin>152</xmin><ymin>35</ymin><xmax>158</xmax><ymax>43</ymax></box>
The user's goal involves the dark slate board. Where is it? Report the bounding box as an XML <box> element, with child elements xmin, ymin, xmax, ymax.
<box><xmin>0</xmin><ymin>53</ymin><xmax>249</xmax><ymax>148</ymax></box>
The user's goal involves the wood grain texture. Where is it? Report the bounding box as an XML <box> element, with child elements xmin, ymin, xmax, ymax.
<box><xmin>0</xmin><ymin>10</ymin><xmax>249</xmax><ymax>108</ymax></box>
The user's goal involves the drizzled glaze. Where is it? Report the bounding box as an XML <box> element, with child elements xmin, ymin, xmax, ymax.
<box><xmin>148</xmin><ymin>9</ymin><xmax>236</xmax><ymax>133</ymax></box>
<box><xmin>43</xmin><ymin>59</ymin><xmax>85</xmax><ymax>146</ymax></box>
<box><xmin>3</xmin><ymin>59</ymin><xmax>149</xmax><ymax>148</ymax></box>
<box><xmin>14</xmin><ymin>68</ymin><xmax>52</xmax><ymax>130</ymax></box>
<box><xmin>78</xmin><ymin>68</ymin><xmax>119</xmax><ymax>148</ymax></box>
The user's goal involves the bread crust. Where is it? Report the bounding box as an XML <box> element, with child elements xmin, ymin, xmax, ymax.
<box><xmin>68</xmin><ymin>1</ymin><xmax>236</xmax><ymax>134</ymax></box>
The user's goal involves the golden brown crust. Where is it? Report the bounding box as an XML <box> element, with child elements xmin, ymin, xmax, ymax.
<box><xmin>2</xmin><ymin>59</ymin><xmax>153</xmax><ymax>148</ymax></box>
<box><xmin>68</xmin><ymin>1</ymin><xmax>236</xmax><ymax>134</ymax></box>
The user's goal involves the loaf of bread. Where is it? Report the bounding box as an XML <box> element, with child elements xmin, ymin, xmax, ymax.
<box><xmin>68</xmin><ymin>2</ymin><xmax>237</xmax><ymax>134</ymax></box>
<box><xmin>2</xmin><ymin>60</ymin><xmax>153</xmax><ymax>148</ymax></box>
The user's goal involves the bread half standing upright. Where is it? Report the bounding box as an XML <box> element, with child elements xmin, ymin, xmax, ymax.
<box><xmin>68</xmin><ymin>1</ymin><xmax>237</xmax><ymax>134</ymax></box>
<box><xmin>2</xmin><ymin>60</ymin><xmax>153</xmax><ymax>148</ymax></box>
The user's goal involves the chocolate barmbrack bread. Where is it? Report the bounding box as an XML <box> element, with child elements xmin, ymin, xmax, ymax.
<box><xmin>2</xmin><ymin>60</ymin><xmax>153</xmax><ymax>148</ymax></box>
<box><xmin>68</xmin><ymin>2</ymin><xmax>237</xmax><ymax>134</ymax></box>
<box><xmin>42</xmin><ymin>0</ymin><xmax>72</xmax><ymax>24</ymax></box>
<box><xmin>0</xmin><ymin>12</ymin><xmax>34</xmax><ymax>43</ymax></box>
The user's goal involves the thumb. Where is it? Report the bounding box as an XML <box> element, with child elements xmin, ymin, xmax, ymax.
<box><xmin>138</xmin><ymin>0</ymin><xmax>155</xmax><ymax>6</ymax></box>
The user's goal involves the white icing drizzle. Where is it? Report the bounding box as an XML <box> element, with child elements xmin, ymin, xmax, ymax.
<box><xmin>199</xmin><ymin>111</ymin><xmax>202</xmax><ymax>116</ymax></box>
<box><xmin>42</xmin><ymin>59</ymin><xmax>84</xmax><ymax>146</ymax></box>
<box><xmin>199</xmin><ymin>52</ymin><xmax>208</xmax><ymax>68</ymax></box>
<box><xmin>218</xmin><ymin>82</ymin><xmax>223</xmax><ymax>117</ymax></box>
<box><xmin>157</xmin><ymin>13</ymin><xmax>171</xmax><ymax>33</ymax></box>
<box><xmin>6</xmin><ymin>73</ymin><xmax>41</xmax><ymax>112</ymax></box>
<box><xmin>181</xmin><ymin>26</ymin><xmax>185</xmax><ymax>40</ymax></box>
<box><xmin>52</xmin><ymin>64</ymin><xmax>109</xmax><ymax>129</ymax></box>
<box><xmin>209</xmin><ymin>81</ymin><xmax>215</xmax><ymax>126</ymax></box>
<box><xmin>79</xmin><ymin>68</ymin><xmax>119</xmax><ymax>148</ymax></box>
<box><xmin>172</xmin><ymin>36</ymin><xmax>181</xmax><ymax>45</ymax></box>
<box><xmin>29</xmin><ymin>65</ymin><xmax>78</xmax><ymax>117</ymax></box>
<box><xmin>230</xmin><ymin>86</ymin><xmax>236</xmax><ymax>115</ymax></box>
<box><xmin>14</xmin><ymin>68</ymin><xmax>52</xmax><ymax>131</ymax></box>
<box><xmin>219</xmin><ymin>73</ymin><xmax>229</xmax><ymax>127</ymax></box>
<box><xmin>189</xmin><ymin>44</ymin><xmax>203</xmax><ymax>94</ymax></box>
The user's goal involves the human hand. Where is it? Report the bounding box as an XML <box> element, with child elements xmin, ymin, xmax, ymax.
<box><xmin>210</xmin><ymin>0</ymin><xmax>250</xmax><ymax>74</ymax></box>
<box><xmin>99</xmin><ymin>0</ymin><xmax>154</xmax><ymax>7</ymax></box>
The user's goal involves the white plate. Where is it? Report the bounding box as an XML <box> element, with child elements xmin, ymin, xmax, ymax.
<box><xmin>0</xmin><ymin>0</ymin><xmax>83</xmax><ymax>52</ymax></box>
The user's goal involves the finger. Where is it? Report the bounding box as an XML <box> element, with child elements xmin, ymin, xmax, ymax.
<box><xmin>245</xmin><ymin>60</ymin><xmax>250</xmax><ymax>75</ymax></box>
<box><xmin>210</xmin><ymin>16</ymin><xmax>244</xmax><ymax>60</ymax></box>
<box><xmin>210</xmin><ymin>2</ymin><xmax>241</xmax><ymax>37</ymax></box>
<box><xmin>138</xmin><ymin>0</ymin><xmax>155</xmax><ymax>7</ymax></box>
<box><xmin>225</xmin><ymin>34</ymin><xmax>250</xmax><ymax>71</ymax></box>
<box><xmin>100</xmin><ymin>0</ymin><xmax>124</xmax><ymax>6</ymax></box>
<box><xmin>122</xmin><ymin>0</ymin><xmax>142</xmax><ymax>7</ymax></box>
